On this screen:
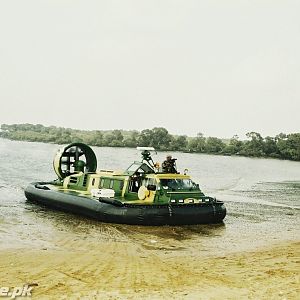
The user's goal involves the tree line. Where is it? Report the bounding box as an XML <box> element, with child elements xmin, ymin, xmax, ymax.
<box><xmin>1</xmin><ymin>123</ymin><xmax>299</xmax><ymax>161</ymax></box>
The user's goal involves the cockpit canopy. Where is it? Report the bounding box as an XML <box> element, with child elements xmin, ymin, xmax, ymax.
<box><xmin>125</xmin><ymin>161</ymin><xmax>155</xmax><ymax>176</ymax></box>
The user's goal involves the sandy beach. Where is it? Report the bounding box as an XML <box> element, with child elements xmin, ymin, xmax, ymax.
<box><xmin>0</xmin><ymin>241</ymin><xmax>299</xmax><ymax>299</ymax></box>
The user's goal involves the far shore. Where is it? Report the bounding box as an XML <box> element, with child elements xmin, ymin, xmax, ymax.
<box><xmin>1</xmin><ymin>136</ymin><xmax>300</xmax><ymax>164</ymax></box>
<box><xmin>1</xmin><ymin>123</ymin><xmax>300</xmax><ymax>162</ymax></box>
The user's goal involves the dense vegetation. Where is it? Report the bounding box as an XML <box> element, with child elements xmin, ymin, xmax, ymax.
<box><xmin>1</xmin><ymin>123</ymin><xmax>300</xmax><ymax>161</ymax></box>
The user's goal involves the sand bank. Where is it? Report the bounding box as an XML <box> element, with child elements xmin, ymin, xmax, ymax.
<box><xmin>0</xmin><ymin>241</ymin><xmax>299</xmax><ymax>299</ymax></box>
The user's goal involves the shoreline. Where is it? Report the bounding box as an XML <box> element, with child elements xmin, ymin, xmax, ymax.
<box><xmin>1</xmin><ymin>136</ymin><xmax>300</xmax><ymax>163</ymax></box>
<box><xmin>1</xmin><ymin>240</ymin><xmax>299</xmax><ymax>299</ymax></box>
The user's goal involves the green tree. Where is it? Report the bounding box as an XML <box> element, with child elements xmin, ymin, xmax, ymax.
<box><xmin>124</xmin><ymin>131</ymin><xmax>140</xmax><ymax>148</ymax></box>
<box><xmin>277</xmin><ymin>133</ymin><xmax>300</xmax><ymax>161</ymax></box>
<box><xmin>223</xmin><ymin>135</ymin><xmax>243</xmax><ymax>155</ymax></box>
<box><xmin>170</xmin><ymin>135</ymin><xmax>188</xmax><ymax>151</ymax></box>
<box><xmin>93</xmin><ymin>130</ymin><xmax>104</xmax><ymax>146</ymax></box>
<box><xmin>188</xmin><ymin>133</ymin><xmax>206</xmax><ymax>152</ymax></box>
<box><xmin>240</xmin><ymin>132</ymin><xmax>264</xmax><ymax>157</ymax></box>
<box><xmin>137</xmin><ymin>129</ymin><xmax>153</xmax><ymax>147</ymax></box>
<box><xmin>104</xmin><ymin>130</ymin><xmax>124</xmax><ymax>147</ymax></box>
<box><xmin>263</xmin><ymin>136</ymin><xmax>279</xmax><ymax>158</ymax></box>
<box><xmin>150</xmin><ymin>127</ymin><xmax>172</xmax><ymax>150</ymax></box>
<box><xmin>205</xmin><ymin>137</ymin><xmax>225</xmax><ymax>153</ymax></box>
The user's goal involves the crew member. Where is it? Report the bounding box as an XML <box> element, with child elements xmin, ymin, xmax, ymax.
<box><xmin>162</xmin><ymin>155</ymin><xmax>177</xmax><ymax>173</ymax></box>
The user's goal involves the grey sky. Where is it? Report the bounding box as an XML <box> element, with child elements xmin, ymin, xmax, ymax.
<box><xmin>0</xmin><ymin>0</ymin><xmax>299</xmax><ymax>138</ymax></box>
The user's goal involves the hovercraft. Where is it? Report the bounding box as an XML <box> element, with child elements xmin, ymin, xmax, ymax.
<box><xmin>25</xmin><ymin>143</ymin><xmax>226</xmax><ymax>225</ymax></box>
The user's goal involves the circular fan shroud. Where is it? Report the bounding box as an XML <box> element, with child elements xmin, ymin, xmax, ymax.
<box><xmin>53</xmin><ymin>143</ymin><xmax>97</xmax><ymax>179</ymax></box>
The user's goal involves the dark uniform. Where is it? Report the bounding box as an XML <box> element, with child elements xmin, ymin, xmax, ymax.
<box><xmin>162</xmin><ymin>155</ymin><xmax>177</xmax><ymax>173</ymax></box>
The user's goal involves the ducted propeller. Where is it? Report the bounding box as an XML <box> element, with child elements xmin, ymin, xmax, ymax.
<box><xmin>53</xmin><ymin>143</ymin><xmax>97</xmax><ymax>179</ymax></box>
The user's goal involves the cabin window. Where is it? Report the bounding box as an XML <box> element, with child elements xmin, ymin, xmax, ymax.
<box><xmin>83</xmin><ymin>174</ymin><xmax>88</xmax><ymax>187</ymax></box>
<box><xmin>112</xmin><ymin>180</ymin><xmax>124</xmax><ymax>190</ymax></box>
<box><xmin>142</xmin><ymin>178</ymin><xmax>155</xmax><ymax>187</ymax></box>
<box><xmin>160</xmin><ymin>179</ymin><xmax>198</xmax><ymax>190</ymax></box>
<box><xmin>129</xmin><ymin>175</ymin><xmax>142</xmax><ymax>193</ymax></box>
<box><xmin>99</xmin><ymin>178</ymin><xmax>105</xmax><ymax>188</ymax></box>
<box><xmin>109</xmin><ymin>180</ymin><xmax>114</xmax><ymax>189</ymax></box>
<box><xmin>109</xmin><ymin>180</ymin><xmax>123</xmax><ymax>196</ymax></box>
<box><xmin>141</xmin><ymin>178</ymin><xmax>157</xmax><ymax>191</ymax></box>
<box><xmin>70</xmin><ymin>177</ymin><xmax>78</xmax><ymax>184</ymax></box>
<box><xmin>119</xmin><ymin>181</ymin><xmax>124</xmax><ymax>190</ymax></box>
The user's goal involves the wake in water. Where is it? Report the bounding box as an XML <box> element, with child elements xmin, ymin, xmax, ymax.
<box><xmin>218</xmin><ymin>181</ymin><xmax>300</xmax><ymax>210</ymax></box>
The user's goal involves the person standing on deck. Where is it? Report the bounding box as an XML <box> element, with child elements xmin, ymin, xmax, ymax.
<box><xmin>162</xmin><ymin>155</ymin><xmax>177</xmax><ymax>173</ymax></box>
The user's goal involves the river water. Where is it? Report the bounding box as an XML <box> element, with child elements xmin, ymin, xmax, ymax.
<box><xmin>0</xmin><ymin>138</ymin><xmax>299</xmax><ymax>256</ymax></box>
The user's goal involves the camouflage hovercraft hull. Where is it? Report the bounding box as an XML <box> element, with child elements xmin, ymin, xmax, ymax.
<box><xmin>25</xmin><ymin>143</ymin><xmax>226</xmax><ymax>226</ymax></box>
<box><xmin>25</xmin><ymin>182</ymin><xmax>226</xmax><ymax>226</ymax></box>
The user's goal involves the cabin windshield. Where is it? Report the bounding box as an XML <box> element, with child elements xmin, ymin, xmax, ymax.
<box><xmin>160</xmin><ymin>179</ymin><xmax>199</xmax><ymax>191</ymax></box>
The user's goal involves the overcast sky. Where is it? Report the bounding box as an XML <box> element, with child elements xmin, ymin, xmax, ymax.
<box><xmin>0</xmin><ymin>0</ymin><xmax>299</xmax><ymax>138</ymax></box>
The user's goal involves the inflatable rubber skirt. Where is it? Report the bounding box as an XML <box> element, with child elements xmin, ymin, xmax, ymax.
<box><xmin>25</xmin><ymin>182</ymin><xmax>226</xmax><ymax>226</ymax></box>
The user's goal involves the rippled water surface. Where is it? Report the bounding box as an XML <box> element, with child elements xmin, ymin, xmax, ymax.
<box><xmin>0</xmin><ymin>138</ymin><xmax>299</xmax><ymax>255</ymax></box>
